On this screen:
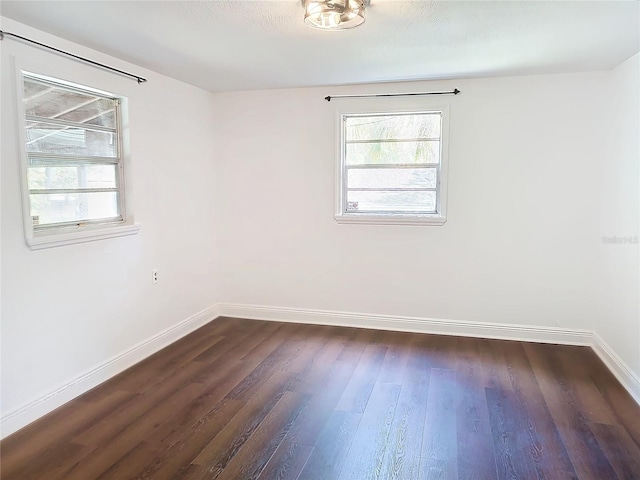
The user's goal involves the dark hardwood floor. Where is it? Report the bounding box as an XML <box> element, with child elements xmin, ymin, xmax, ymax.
<box><xmin>2</xmin><ymin>317</ymin><xmax>639</xmax><ymax>480</ymax></box>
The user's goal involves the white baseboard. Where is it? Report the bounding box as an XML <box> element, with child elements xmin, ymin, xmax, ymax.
<box><xmin>592</xmin><ymin>333</ymin><xmax>640</xmax><ymax>405</ymax></box>
<box><xmin>217</xmin><ymin>303</ymin><xmax>593</xmax><ymax>345</ymax></box>
<box><xmin>0</xmin><ymin>304</ymin><xmax>220</xmax><ymax>439</ymax></box>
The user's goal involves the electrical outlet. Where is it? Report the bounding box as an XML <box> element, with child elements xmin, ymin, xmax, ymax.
<box><xmin>152</xmin><ymin>269</ymin><xmax>159</xmax><ymax>284</ymax></box>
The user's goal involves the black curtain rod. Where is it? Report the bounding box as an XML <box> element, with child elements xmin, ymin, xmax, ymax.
<box><xmin>0</xmin><ymin>30</ymin><xmax>147</xmax><ymax>84</ymax></box>
<box><xmin>325</xmin><ymin>89</ymin><xmax>460</xmax><ymax>101</ymax></box>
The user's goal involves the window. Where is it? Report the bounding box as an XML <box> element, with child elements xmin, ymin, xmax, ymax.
<box><xmin>17</xmin><ymin>71</ymin><xmax>139</xmax><ymax>249</ymax></box>
<box><xmin>335</xmin><ymin>107</ymin><xmax>449</xmax><ymax>225</ymax></box>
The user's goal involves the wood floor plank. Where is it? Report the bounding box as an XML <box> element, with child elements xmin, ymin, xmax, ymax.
<box><xmin>420</xmin><ymin>334</ymin><xmax>459</xmax><ymax>371</ymax></box>
<box><xmin>73</xmin><ymin>359</ymin><xmax>210</xmax><ymax>447</ymax></box>
<box><xmin>82</xmin><ymin>322</ymin><xmax>228</xmax><ymax>400</ymax></box>
<box><xmin>154</xmin><ymin>359</ymin><xmax>271</xmax><ymax>447</ymax></box>
<box><xmin>504</xmin><ymin>342</ymin><xmax>577</xmax><ymax>479</ymax></box>
<box><xmin>454</xmin><ymin>336</ymin><xmax>497</xmax><ymax>480</ymax></box>
<box><xmin>590</xmin><ymin>422</ymin><xmax>640</xmax><ymax>480</ymax></box>
<box><xmin>377</xmin><ymin>332</ymin><xmax>413</xmax><ymax>384</ymax></box>
<box><xmin>380</xmin><ymin>397</ymin><xmax>427</xmax><ymax>480</ymax></box>
<box><xmin>378</xmin><ymin>335</ymin><xmax>429</xmax><ymax>480</ymax></box>
<box><xmin>337</xmin><ymin>327</ymin><xmax>375</xmax><ymax>364</ymax></box>
<box><xmin>194</xmin><ymin>320</ymin><xmax>278</xmax><ymax>362</ymax></box>
<box><xmin>420</xmin><ymin>368</ymin><xmax>459</xmax><ymax>480</ymax></box>
<box><xmin>2</xmin><ymin>318</ymin><xmax>639</xmax><ymax>480</ymax></box>
<box><xmin>338</xmin><ymin>382</ymin><xmax>401</xmax><ymax>480</ymax></box>
<box><xmin>524</xmin><ymin>343</ymin><xmax>618</xmax><ymax>479</ymax></box>
<box><xmin>297</xmin><ymin>409</ymin><xmax>363</xmax><ymax>480</ymax></box>
<box><xmin>292</xmin><ymin>359</ymin><xmax>358</xmax><ymax>446</ymax></box>
<box><xmin>101</xmin><ymin>325</ymin><xmax>296</xmax><ymax>479</ymax></box>
<box><xmin>335</xmin><ymin>342</ymin><xmax>387</xmax><ymax>413</ymax></box>
<box><xmin>223</xmin><ymin>325</ymin><xmax>307</xmax><ymax>403</ymax></box>
<box><xmin>65</xmin><ymin>382</ymin><xmax>205</xmax><ymax>480</ymax></box>
<box><xmin>174</xmin><ymin>463</ymin><xmax>209</xmax><ymax>480</ymax></box>
<box><xmin>115</xmin><ymin>334</ymin><xmax>226</xmax><ymax>394</ymax></box>
<box><xmin>153</xmin><ymin>321</ymin><xmax>294</xmax><ymax>447</ymax></box>
<box><xmin>0</xmin><ymin>389</ymin><xmax>133</xmax><ymax>477</ymax></box>
<box><xmin>477</xmin><ymin>338</ymin><xmax>513</xmax><ymax>392</ymax></box>
<box><xmin>2</xmin><ymin>441</ymin><xmax>94</xmax><ymax>480</ymax></box>
<box><xmin>133</xmin><ymin>351</ymin><xmax>299</xmax><ymax>477</ymax></box>
<box><xmin>290</xmin><ymin>327</ymin><xmax>352</xmax><ymax>395</ymax></box>
<box><xmin>190</xmin><ymin>370</ymin><xmax>295</xmax><ymax>477</ymax></box>
<box><xmin>256</xmin><ymin>431</ymin><xmax>314</xmax><ymax>480</ymax></box>
<box><xmin>580</xmin><ymin>350</ymin><xmax>640</xmax><ymax>448</ymax></box>
<box><xmin>486</xmin><ymin>387</ymin><xmax>541</xmax><ymax>480</ymax></box>
<box><xmin>215</xmin><ymin>391</ymin><xmax>308</xmax><ymax>480</ymax></box>
<box><xmin>94</xmin><ymin>441</ymin><xmax>159</xmax><ymax>480</ymax></box>
<box><xmin>554</xmin><ymin>346</ymin><xmax>631</xmax><ymax>430</ymax></box>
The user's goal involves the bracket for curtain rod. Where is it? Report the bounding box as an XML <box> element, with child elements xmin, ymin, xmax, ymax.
<box><xmin>325</xmin><ymin>89</ymin><xmax>460</xmax><ymax>101</ymax></box>
<box><xmin>0</xmin><ymin>30</ymin><xmax>147</xmax><ymax>84</ymax></box>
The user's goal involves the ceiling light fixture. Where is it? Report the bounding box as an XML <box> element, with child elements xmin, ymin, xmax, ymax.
<box><xmin>302</xmin><ymin>0</ymin><xmax>369</xmax><ymax>31</ymax></box>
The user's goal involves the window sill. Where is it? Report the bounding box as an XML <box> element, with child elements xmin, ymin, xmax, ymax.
<box><xmin>334</xmin><ymin>214</ymin><xmax>447</xmax><ymax>226</ymax></box>
<box><xmin>26</xmin><ymin>223</ymin><xmax>142</xmax><ymax>250</ymax></box>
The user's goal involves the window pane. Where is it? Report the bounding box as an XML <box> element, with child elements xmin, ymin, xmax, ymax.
<box><xmin>23</xmin><ymin>78</ymin><xmax>116</xmax><ymax>128</ymax></box>
<box><xmin>23</xmin><ymin>80</ymin><xmax>50</xmax><ymax>99</ymax></box>
<box><xmin>347</xmin><ymin>190</ymin><xmax>436</xmax><ymax>213</ymax></box>
<box><xmin>347</xmin><ymin>167</ymin><xmax>437</xmax><ymax>189</ymax></box>
<box><xmin>346</xmin><ymin>113</ymin><xmax>441</xmax><ymax>141</ymax></box>
<box><xmin>30</xmin><ymin>191</ymin><xmax>120</xmax><ymax>226</ymax></box>
<box><xmin>26</xmin><ymin>121</ymin><xmax>117</xmax><ymax>157</ymax></box>
<box><xmin>28</xmin><ymin>164</ymin><xmax>118</xmax><ymax>190</ymax></box>
<box><xmin>346</xmin><ymin>141</ymin><xmax>439</xmax><ymax>165</ymax></box>
<box><xmin>58</xmin><ymin>101</ymin><xmax>116</xmax><ymax>129</ymax></box>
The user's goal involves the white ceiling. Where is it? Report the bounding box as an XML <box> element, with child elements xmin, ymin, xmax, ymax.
<box><xmin>1</xmin><ymin>1</ymin><xmax>638</xmax><ymax>92</ymax></box>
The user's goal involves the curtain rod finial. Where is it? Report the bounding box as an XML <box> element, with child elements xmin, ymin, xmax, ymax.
<box><xmin>325</xmin><ymin>96</ymin><xmax>331</xmax><ymax>102</ymax></box>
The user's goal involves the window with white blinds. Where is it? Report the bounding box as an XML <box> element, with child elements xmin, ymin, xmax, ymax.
<box><xmin>21</xmin><ymin>73</ymin><xmax>124</xmax><ymax>231</ymax></box>
<box><xmin>336</xmin><ymin>108</ymin><xmax>449</xmax><ymax>225</ymax></box>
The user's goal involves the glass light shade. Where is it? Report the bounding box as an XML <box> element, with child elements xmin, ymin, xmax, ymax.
<box><xmin>303</xmin><ymin>0</ymin><xmax>367</xmax><ymax>30</ymax></box>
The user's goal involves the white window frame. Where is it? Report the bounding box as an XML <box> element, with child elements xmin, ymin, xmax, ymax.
<box><xmin>14</xmin><ymin>60</ymin><xmax>140</xmax><ymax>250</ymax></box>
<box><xmin>335</xmin><ymin>102</ymin><xmax>450</xmax><ymax>226</ymax></box>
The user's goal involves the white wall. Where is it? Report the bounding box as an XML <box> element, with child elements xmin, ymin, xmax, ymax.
<box><xmin>598</xmin><ymin>53</ymin><xmax>640</xmax><ymax>380</ymax></box>
<box><xmin>0</xmin><ymin>18</ymin><xmax>220</xmax><ymax>435</ymax></box>
<box><xmin>213</xmin><ymin>72</ymin><xmax>610</xmax><ymax>332</ymax></box>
